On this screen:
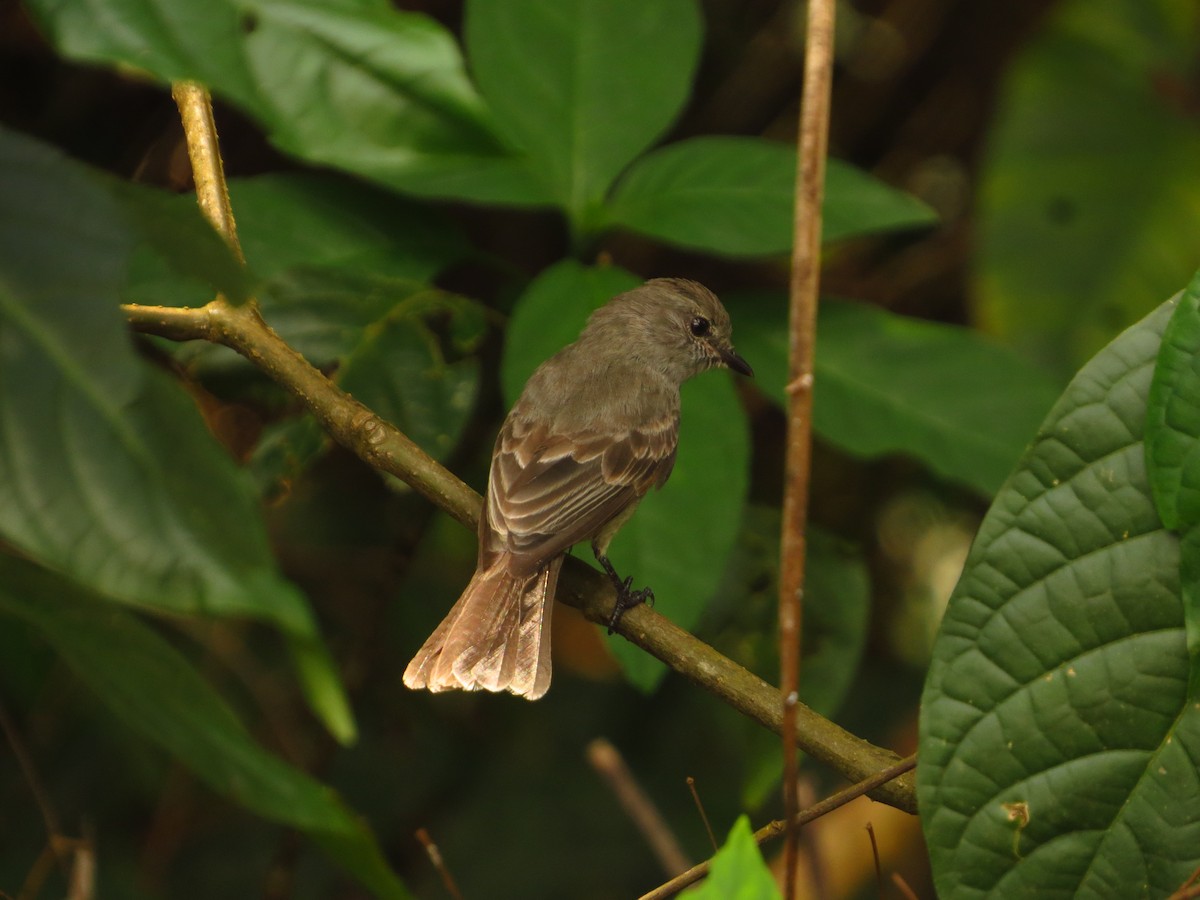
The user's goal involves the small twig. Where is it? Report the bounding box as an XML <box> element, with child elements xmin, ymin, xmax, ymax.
<box><xmin>587</xmin><ymin>738</ymin><xmax>692</xmax><ymax>877</ymax></box>
<box><xmin>865</xmin><ymin>822</ymin><xmax>883</xmax><ymax>900</ymax></box>
<box><xmin>639</xmin><ymin>754</ymin><xmax>916</xmax><ymax>900</ymax></box>
<box><xmin>780</xmin><ymin>0</ymin><xmax>837</xmax><ymax>895</ymax></box>
<box><xmin>891</xmin><ymin>872</ymin><xmax>920</xmax><ymax>900</ymax></box>
<box><xmin>1168</xmin><ymin>863</ymin><xmax>1200</xmax><ymax>900</ymax></box>
<box><xmin>0</xmin><ymin>700</ymin><xmax>65</xmax><ymax>867</ymax></box>
<box><xmin>415</xmin><ymin>828</ymin><xmax>464</xmax><ymax>900</ymax></box>
<box><xmin>171</xmin><ymin>82</ymin><xmax>244</xmax><ymax>262</ymax></box>
<box><xmin>685</xmin><ymin>776</ymin><xmax>718</xmax><ymax>853</ymax></box>
<box><xmin>65</xmin><ymin>827</ymin><xmax>95</xmax><ymax>900</ymax></box>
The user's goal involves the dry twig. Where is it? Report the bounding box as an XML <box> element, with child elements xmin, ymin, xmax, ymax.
<box><xmin>780</xmin><ymin>0</ymin><xmax>837</xmax><ymax>894</ymax></box>
<box><xmin>587</xmin><ymin>738</ymin><xmax>691</xmax><ymax>877</ymax></box>
<box><xmin>639</xmin><ymin>754</ymin><xmax>916</xmax><ymax>900</ymax></box>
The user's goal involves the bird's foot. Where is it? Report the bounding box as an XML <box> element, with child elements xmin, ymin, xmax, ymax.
<box><xmin>596</xmin><ymin>555</ymin><xmax>654</xmax><ymax>634</ymax></box>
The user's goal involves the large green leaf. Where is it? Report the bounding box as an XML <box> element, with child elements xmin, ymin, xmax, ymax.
<box><xmin>127</xmin><ymin>172</ymin><xmax>467</xmax><ymax>311</ymax></box>
<box><xmin>685</xmin><ymin>816</ymin><xmax>780</xmax><ymax>900</ymax></box>
<box><xmin>974</xmin><ymin>0</ymin><xmax>1200</xmax><ymax>376</ymax></box>
<box><xmin>0</xmin><ymin>126</ymin><xmax>353</xmax><ymax>742</ymax></box>
<box><xmin>730</xmin><ymin>294</ymin><xmax>1059</xmax><ymax>496</ymax></box>
<box><xmin>230</xmin><ymin>173</ymin><xmax>468</xmax><ymax>284</ymax></box>
<box><xmin>1146</xmin><ymin>272</ymin><xmax>1200</xmax><ymax>683</ymax></box>
<box><xmin>502</xmin><ymin>261</ymin><xmax>751</xmax><ymax>690</ymax></box>
<box><xmin>465</xmin><ymin>0</ymin><xmax>702</xmax><ymax>227</ymax></box>
<box><xmin>918</xmin><ymin>298</ymin><xmax>1200</xmax><ymax>897</ymax></box>
<box><xmin>339</xmin><ymin>293</ymin><xmax>485</xmax><ymax>462</ymax></box>
<box><xmin>23</xmin><ymin>0</ymin><xmax>553</xmax><ymax>205</ymax></box>
<box><xmin>0</xmin><ymin>555</ymin><xmax>410</xmax><ymax>899</ymax></box>
<box><xmin>603</xmin><ymin>137</ymin><xmax>936</xmax><ymax>256</ymax></box>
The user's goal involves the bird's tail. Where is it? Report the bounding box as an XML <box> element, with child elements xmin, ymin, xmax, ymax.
<box><xmin>402</xmin><ymin>558</ymin><xmax>562</xmax><ymax>700</ymax></box>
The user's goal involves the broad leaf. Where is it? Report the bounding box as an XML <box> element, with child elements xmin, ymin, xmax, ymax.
<box><xmin>0</xmin><ymin>126</ymin><xmax>353</xmax><ymax>742</ymax></box>
<box><xmin>730</xmin><ymin>294</ymin><xmax>1060</xmax><ymax>495</ymax></box>
<box><xmin>503</xmin><ymin>261</ymin><xmax>750</xmax><ymax>690</ymax></box>
<box><xmin>0</xmin><ymin>556</ymin><xmax>410</xmax><ymax>899</ymax></box>
<box><xmin>465</xmin><ymin>0</ymin><xmax>702</xmax><ymax>227</ymax></box>
<box><xmin>718</xmin><ymin>518</ymin><xmax>871</xmax><ymax>808</ymax></box>
<box><xmin>23</xmin><ymin>0</ymin><xmax>552</xmax><ymax>204</ymax></box>
<box><xmin>604</xmin><ymin>137</ymin><xmax>936</xmax><ymax>256</ymax></box>
<box><xmin>1146</xmin><ymin>272</ymin><xmax>1200</xmax><ymax>681</ymax></box>
<box><xmin>686</xmin><ymin>816</ymin><xmax>780</xmax><ymax>899</ymax></box>
<box><xmin>919</xmin><ymin>298</ymin><xmax>1200</xmax><ymax>897</ymax></box>
<box><xmin>230</xmin><ymin>173</ymin><xmax>468</xmax><ymax>284</ymax></box>
<box><xmin>974</xmin><ymin>0</ymin><xmax>1200</xmax><ymax>376</ymax></box>
<box><xmin>339</xmin><ymin>294</ymin><xmax>484</xmax><ymax>462</ymax></box>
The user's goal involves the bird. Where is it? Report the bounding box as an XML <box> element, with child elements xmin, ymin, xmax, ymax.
<box><xmin>402</xmin><ymin>277</ymin><xmax>752</xmax><ymax>700</ymax></box>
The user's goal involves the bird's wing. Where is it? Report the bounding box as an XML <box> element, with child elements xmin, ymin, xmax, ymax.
<box><xmin>485</xmin><ymin>414</ymin><xmax>678</xmax><ymax>573</ymax></box>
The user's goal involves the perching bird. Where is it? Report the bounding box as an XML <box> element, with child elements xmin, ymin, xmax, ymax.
<box><xmin>403</xmin><ymin>278</ymin><xmax>752</xmax><ymax>700</ymax></box>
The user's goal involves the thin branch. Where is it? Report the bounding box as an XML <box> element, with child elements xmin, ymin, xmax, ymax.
<box><xmin>415</xmin><ymin>828</ymin><xmax>464</xmax><ymax>900</ymax></box>
<box><xmin>171</xmin><ymin>82</ymin><xmax>244</xmax><ymax>262</ymax></box>
<box><xmin>780</xmin><ymin>0</ymin><xmax>837</xmax><ymax>894</ymax></box>
<box><xmin>122</xmin><ymin>300</ymin><xmax>917</xmax><ymax>812</ymax></box>
<box><xmin>686</xmin><ymin>777</ymin><xmax>717</xmax><ymax>853</ymax></box>
<box><xmin>587</xmin><ymin>738</ymin><xmax>691</xmax><ymax>877</ymax></box>
<box><xmin>0</xmin><ymin>700</ymin><xmax>65</xmax><ymax>866</ymax></box>
<box><xmin>639</xmin><ymin>755</ymin><xmax>917</xmax><ymax>900</ymax></box>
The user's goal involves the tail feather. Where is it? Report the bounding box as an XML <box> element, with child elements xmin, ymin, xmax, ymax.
<box><xmin>403</xmin><ymin>558</ymin><xmax>561</xmax><ymax>700</ymax></box>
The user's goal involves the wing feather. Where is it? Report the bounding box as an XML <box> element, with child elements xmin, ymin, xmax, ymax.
<box><xmin>485</xmin><ymin>413</ymin><xmax>677</xmax><ymax>573</ymax></box>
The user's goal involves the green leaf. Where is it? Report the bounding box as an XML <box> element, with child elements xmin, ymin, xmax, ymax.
<box><xmin>604</xmin><ymin>137</ymin><xmax>936</xmax><ymax>256</ymax></box>
<box><xmin>608</xmin><ymin>372</ymin><xmax>750</xmax><ymax>689</ymax></box>
<box><xmin>0</xmin><ymin>555</ymin><xmax>410</xmax><ymax>899</ymax></box>
<box><xmin>918</xmin><ymin>297</ymin><xmax>1200</xmax><ymax>897</ymax></box>
<box><xmin>339</xmin><ymin>295</ymin><xmax>484</xmax><ymax>462</ymax></box>
<box><xmin>0</xmin><ymin>125</ymin><xmax>353</xmax><ymax>742</ymax></box>
<box><xmin>974</xmin><ymin>0</ymin><xmax>1200</xmax><ymax>376</ymax></box>
<box><xmin>230</xmin><ymin>173</ymin><xmax>468</xmax><ymax>284</ymax></box>
<box><xmin>725</xmin><ymin>521</ymin><xmax>871</xmax><ymax>809</ymax></box>
<box><xmin>24</xmin><ymin>0</ymin><xmax>551</xmax><ymax>205</ymax></box>
<box><xmin>685</xmin><ymin>815</ymin><xmax>780</xmax><ymax>899</ymax></box>
<box><xmin>823</xmin><ymin>159</ymin><xmax>939</xmax><ymax>244</ymax></box>
<box><xmin>501</xmin><ymin>260</ymin><xmax>641</xmax><ymax>403</ymax></box>
<box><xmin>503</xmin><ymin>262</ymin><xmax>750</xmax><ymax>690</ymax></box>
<box><xmin>1146</xmin><ymin>273</ymin><xmax>1200</xmax><ymax>681</ymax></box>
<box><xmin>107</xmin><ymin>179</ymin><xmax>256</xmax><ymax>305</ymax></box>
<box><xmin>465</xmin><ymin>0</ymin><xmax>702</xmax><ymax>226</ymax></box>
<box><xmin>730</xmin><ymin>294</ymin><xmax>1060</xmax><ymax>495</ymax></box>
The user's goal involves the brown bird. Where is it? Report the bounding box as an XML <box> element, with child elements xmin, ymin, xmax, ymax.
<box><xmin>403</xmin><ymin>278</ymin><xmax>752</xmax><ymax>699</ymax></box>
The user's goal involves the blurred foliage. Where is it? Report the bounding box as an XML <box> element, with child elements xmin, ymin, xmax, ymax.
<box><xmin>2</xmin><ymin>0</ymin><xmax>1198</xmax><ymax>896</ymax></box>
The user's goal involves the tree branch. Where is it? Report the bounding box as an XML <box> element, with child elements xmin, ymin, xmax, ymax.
<box><xmin>639</xmin><ymin>754</ymin><xmax>917</xmax><ymax>900</ymax></box>
<box><xmin>124</xmin><ymin>301</ymin><xmax>917</xmax><ymax>812</ymax></box>
<box><xmin>780</xmin><ymin>0</ymin><xmax>838</xmax><ymax>891</ymax></box>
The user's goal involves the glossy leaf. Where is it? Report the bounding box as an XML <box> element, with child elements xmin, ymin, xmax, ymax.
<box><xmin>0</xmin><ymin>555</ymin><xmax>410</xmax><ymax>899</ymax></box>
<box><xmin>724</xmin><ymin>519</ymin><xmax>871</xmax><ymax>808</ymax></box>
<box><xmin>339</xmin><ymin>296</ymin><xmax>484</xmax><ymax>462</ymax></box>
<box><xmin>686</xmin><ymin>816</ymin><xmax>780</xmax><ymax>900</ymax></box>
<box><xmin>974</xmin><ymin>0</ymin><xmax>1200</xmax><ymax>376</ymax></box>
<box><xmin>0</xmin><ymin>126</ymin><xmax>353</xmax><ymax>742</ymax></box>
<box><xmin>730</xmin><ymin>294</ymin><xmax>1060</xmax><ymax>495</ymax></box>
<box><xmin>919</xmin><ymin>298</ymin><xmax>1200</xmax><ymax>897</ymax></box>
<box><xmin>465</xmin><ymin>0</ymin><xmax>702</xmax><ymax>225</ymax></box>
<box><xmin>23</xmin><ymin>0</ymin><xmax>551</xmax><ymax>204</ymax></box>
<box><xmin>503</xmin><ymin>261</ymin><xmax>750</xmax><ymax>690</ymax></box>
<box><xmin>604</xmin><ymin>137</ymin><xmax>936</xmax><ymax>256</ymax></box>
<box><xmin>1146</xmin><ymin>274</ymin><xmax>1200</xmax><ymax>677</ymax></box>
<box><xmin>231</xmin><ymin>173</ymin><xmax>468</xmax><ymax>283</ymax></box>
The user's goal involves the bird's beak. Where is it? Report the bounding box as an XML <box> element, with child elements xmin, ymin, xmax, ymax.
<box><xmin>720</xmin><ymin>346</ymin><xmax>754</xmax><ymax>377</ymax></box>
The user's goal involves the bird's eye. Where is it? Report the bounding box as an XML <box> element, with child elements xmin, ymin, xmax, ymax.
<box><xmin>689</xmin><ymin>316</ymin><xmax>710</xmax><ymax>337</ymax></box>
